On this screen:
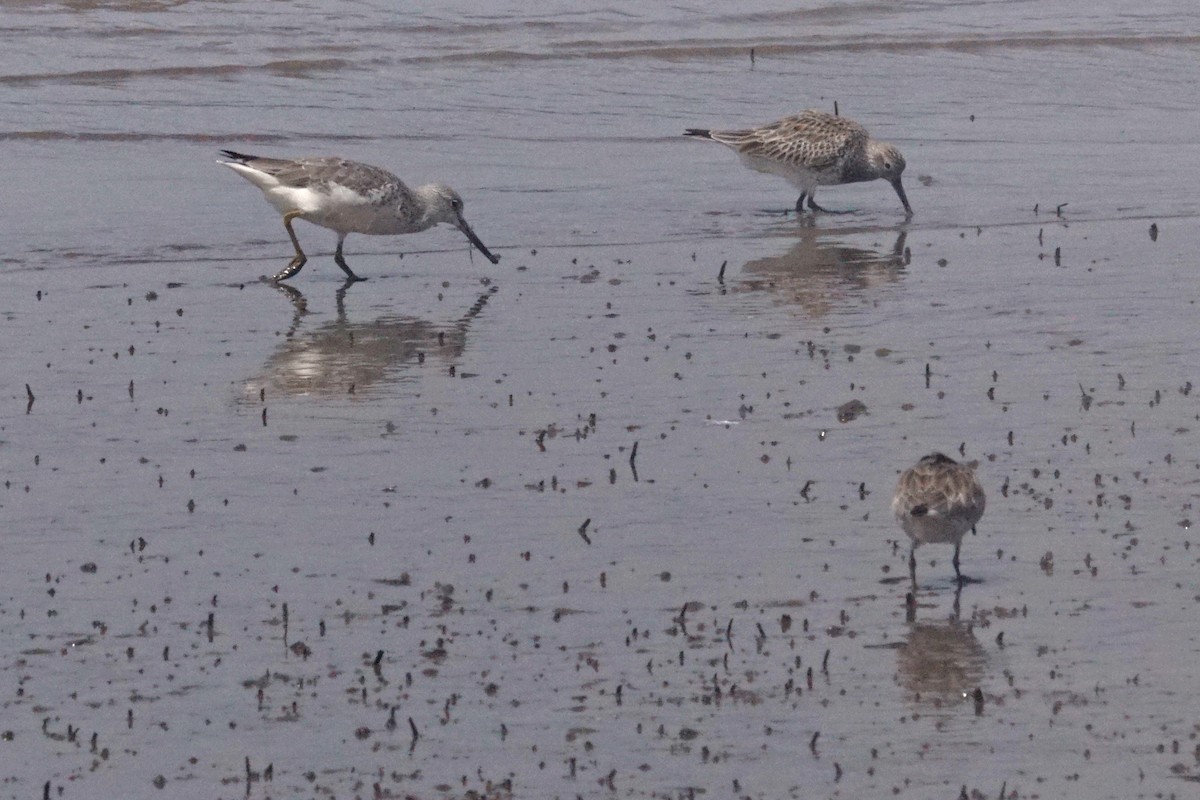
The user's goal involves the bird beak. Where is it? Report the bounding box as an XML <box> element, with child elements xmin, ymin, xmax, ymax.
<box><xmin>455</xmin><ymin>212</ymin><xmax>500</xmax><ymax>265</ymax></box>
<box><xmin>891</xmin><ymin>178</ymin><xmax>913</xmax><ymax>217</ymax></box>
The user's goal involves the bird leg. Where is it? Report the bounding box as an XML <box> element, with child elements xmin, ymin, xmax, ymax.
<box><xmin>796</xmin><ymin>193</ymin><xmax>807</xmax><ymax>214</ymax></box>
<box><xmin>333</xmin><ymin>236</ymin><xmax>366</xmax><ymax>282</ymax></box>
<box><xmin>953</xmin><ymin>542</ymin><xmax>963</xmax><ymax>585</ymax></box>
<box><xmin>908</xmin><ymin>545</ymin><xmax>918</xmax><ymax>589</ymax></box>
<box><xmin>271</xmin><ymin>210</ymin><xmax>308</xmax><ymax>282</ymax></box>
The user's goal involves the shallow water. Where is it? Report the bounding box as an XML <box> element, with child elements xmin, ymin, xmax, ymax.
<box><xmin>4</xmin><ymin>1</ymin><xmax>1200</xmax><ymax>799</ymax></box>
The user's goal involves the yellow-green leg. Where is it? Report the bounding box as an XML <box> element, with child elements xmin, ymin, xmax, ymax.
<box><xmin>271</xmin><ymin>210</ymin><xmax>307</xmax><ymax>282</ymax></box>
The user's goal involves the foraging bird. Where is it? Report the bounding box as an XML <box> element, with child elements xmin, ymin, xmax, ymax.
<box><xmin>684</xmin><ymin>110</ymin><xmax>912</xmax><ymax>216</ymax></box>
<box><xmin>892</xmin><ymin>453</ymin><xmax>985</xmax><ymax>585</ymax></box>
<box><xmin>217</xmin><ymin>151</ymin><xmax>500</xmax><ymax>282</ymax></box>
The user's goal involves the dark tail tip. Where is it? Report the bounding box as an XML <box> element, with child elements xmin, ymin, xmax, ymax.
<box><xmin>218</xmin><ymin>149</ymin><xmax>255</xmax><ymax>162</ymax></box>
<box><xmin>683</xmin><ymin>128</ymin><xmax>712</xmax><ymax>139</ymax></box>
<box><xmin>910</xmin><ymin>505</ymin><xmax>929</xmax><ymax>518</ymax></box>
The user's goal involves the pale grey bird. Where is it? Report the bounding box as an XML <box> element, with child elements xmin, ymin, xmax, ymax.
<box><xmin>684</xmin><ymin>110</ymin><xmax>912</xmax><ymax>216</ymax></box>
<box><xmin>892</xmin><ymin>452</ymin><xmax>985</xmax><ymax>585</ymax></box>
<box><xmin>218</xmin><ymin>150</ymin><xmax>499</xmax><ymax>282</ymax></box>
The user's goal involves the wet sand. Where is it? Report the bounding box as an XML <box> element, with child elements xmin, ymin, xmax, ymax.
<box><xmin>4</xmin><ymin>2</ymin><xmax>1200</xmax><ymax>799</ymax></box>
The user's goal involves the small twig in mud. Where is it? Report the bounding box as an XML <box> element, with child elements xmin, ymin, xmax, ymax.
<box><xmin>717</xmin><ymin>261</ymin><xmax>726</xmax><ymax>283</ymax></box>
<box><xmin>577</xmin><ymin>518</ymin><xmax>592</xmax><ymax>545</ymax></box>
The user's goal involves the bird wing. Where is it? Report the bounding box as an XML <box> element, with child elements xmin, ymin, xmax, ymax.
<box><xmin>243</xmin><ymin>157</ymin><xmax>410</xmax><ymax>206</ymax></box>
<box><xmin>711</xmin><ymin>111</ymin><xmax>868</xmax><ymax>171</ymax></box>
<box><xmin>289</xmin><ymin>158</ymin><xmax>395</xmax><ymax>189</ymax></box>
<box><xmin>894</xmin><ymin>464</ymin><xmax>985</xmax><ymax>519</ymax></box>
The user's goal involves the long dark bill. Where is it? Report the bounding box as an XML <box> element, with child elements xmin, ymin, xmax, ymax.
<box><xmin>456</xmin><ymin>215</ymin><xmax>500</xmax><ymax>264</ymax></box>
<box><xmin>891</xmin><ymin>178</ymin><xmax>913</xmax><ymax>217</ymax></box>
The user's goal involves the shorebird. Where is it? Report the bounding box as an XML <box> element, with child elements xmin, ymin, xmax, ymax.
<box><xmin>218</xmin><ymin>151</ymin><xmax>500</xmax><ymax>282</ymax></box>
<box><xmin>684</xmin><ymin>110</ymin><xmax>912</xmax><ymax>216</ymax></box>
<box><xmin>892</xmin><ymin>453</ymin><xmax>985</xmax><ymax>586</ymax></box>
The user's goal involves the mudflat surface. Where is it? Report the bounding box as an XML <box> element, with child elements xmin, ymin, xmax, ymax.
<box><xmin>3</xmin><ymin>2</ymin><xmax>1200</xmax><ymax>798</ymax></box>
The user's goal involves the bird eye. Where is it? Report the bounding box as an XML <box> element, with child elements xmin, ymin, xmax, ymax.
<box><xmin>884</xmin><ymin>161</ymin><xmax>892</xmax><ymax>169</ymax></box>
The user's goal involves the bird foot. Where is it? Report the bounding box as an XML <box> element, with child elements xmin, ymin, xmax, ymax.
<box><xmin>334</xmin><ymin>255</ymin><xmax>365</xmax><ymax>282</ymax></box>
<box><xmin>270</xmin><ymin>255</ymin><xmax>307</xmax><ymax>283</ymax></box>
<box><xmin>807</xmin><ymin>200</ymin><xmax>852</xmax><ymax>214</ymax></box>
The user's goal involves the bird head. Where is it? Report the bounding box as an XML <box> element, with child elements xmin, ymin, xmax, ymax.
<box><xmin>420</xmin><ymin>184</ymin><xmax>500</xmax><ymax>265</ymax></box>
<box><xmin>869</xmin><ymin>142</ymin><xmax>911</xmax><ymax>216</ymax></box>
<box><xmin>870</xmin><ymin>142</ymin><xmax>906</xmax><ymax>181</ymax></box>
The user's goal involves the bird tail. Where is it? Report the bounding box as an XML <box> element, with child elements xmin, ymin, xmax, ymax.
<box><xmin>683</xmin><ymin>128</ymin><xmax>713</xmax><ymax>139</ymax></box>
<box><xmin>217</xmin><ymin>149</ymin><xmax>256</xmax><ymax>163</ymax></box>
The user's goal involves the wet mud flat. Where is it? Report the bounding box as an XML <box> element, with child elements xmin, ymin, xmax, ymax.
<box><xmin>4</xmin><ymin>209</ymin><xmax>1200</xmax><ymax>800</ymax></box>
<box><xmin>6</xmin><ymin>0</ymin><xmax>1200</xmax><ymax>797</ymax></box>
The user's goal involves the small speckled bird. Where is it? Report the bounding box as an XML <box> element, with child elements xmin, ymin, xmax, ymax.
<box><xmin>892</xmin><ymin>453</ymin><xmax>985</xmax><ymax>585</ymax></box>
<box><xmin>684</xmin><ymin>110</ymin><xmax>912</xmax><ymax>216</ymax></box>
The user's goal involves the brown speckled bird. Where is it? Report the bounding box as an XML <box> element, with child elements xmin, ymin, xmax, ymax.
<box><xmin>684</xmin><ymin>110</ymin><xmax>911</xmax><ymax>216</ymax></box>
<box><xmin>892</xmin><ymin>453</ymin><xmax>985</xmax><ymax>585</ymax></box>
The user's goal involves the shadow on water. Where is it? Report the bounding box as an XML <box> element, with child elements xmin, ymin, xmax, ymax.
<box><xmin>896</xmin><ymin>586</ymin><xmax>988</xmax><ymax>712</ymax></box>
<box><xmin>733</xmin><ymin>227</ymin><xmax>909</xmax><ymax>317</ymax></box>
<box><xmin>242</xmin><ymin>279</ymin><xmax>497</xmax><ymax>400</ymax></box>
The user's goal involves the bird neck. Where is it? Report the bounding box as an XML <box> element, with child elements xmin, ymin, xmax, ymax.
<box><xmin>841</xmin><ymin>150</ymin><xmax>880</xmax><ymax>184</ymax></box>
<box><xmin>413</xmin><ymin>184</ymin><xmax>447</xmax><ymax>230</ymax></box>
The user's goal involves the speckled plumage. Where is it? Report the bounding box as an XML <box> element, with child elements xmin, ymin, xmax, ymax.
<box><xmin>684</xmin><ymin>110</ymin><xmax>912</xmax><ymax>216</ymax></box>
<box><xmin>218</xmin><ymin>150</ymin><xmax>499</xmax><ymax>282</ymax></box>
<box><xmin>892</xmin><ymin>452</ymin><xmax>985</xmax><ymax>584</ymax></box>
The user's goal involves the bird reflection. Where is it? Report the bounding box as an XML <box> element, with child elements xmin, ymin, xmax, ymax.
<box><xmin>896</xmin><ymin>591</ymin><xmax>987</xmax><ymax>711</ymax></box>
<box><xmin>244</xmin><ymin>279</ymin><xmax>495</xmax><ymax>399</ymax></box>
<box><xmin>734</xmin><ymin>227</ymin><xmax>908</xmax><ymax>317</ymax></box>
